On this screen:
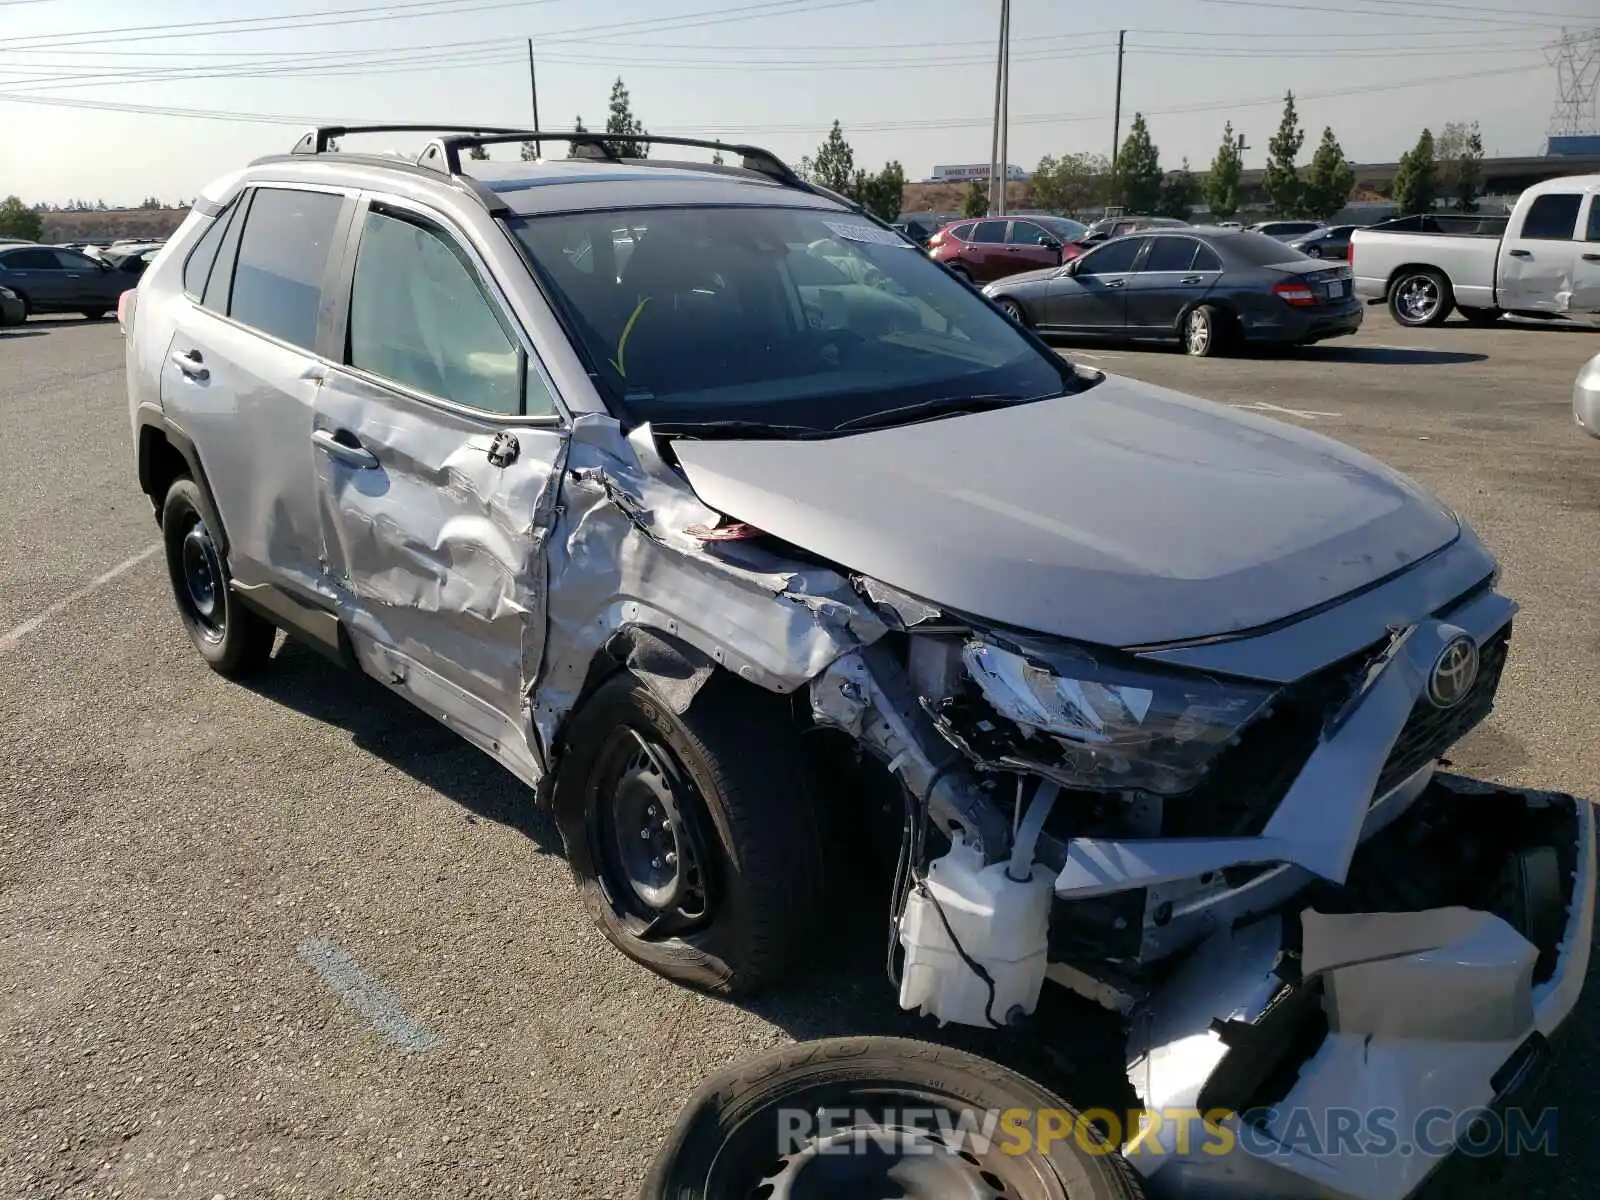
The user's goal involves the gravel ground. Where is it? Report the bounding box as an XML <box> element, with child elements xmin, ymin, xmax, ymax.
<box><xmin>1</xmin><ymin>309</ymin><xmax>1597</xmax><ymax>1199</ymax></box>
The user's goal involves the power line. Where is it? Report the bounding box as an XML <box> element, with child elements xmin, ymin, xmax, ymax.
<box><xmin>1195</xmin><ymin>0</ymin><xmax>1586</xmax><ymax>26</ymax></box>
<box><xmin>0</xmin><ymin>32</ymin><xmax>1554</xmax><ymax>93</ymax></box>
<box><xmin>0</xmin><ymin>58</ymin><xmax>1546</xmax><ymax>137</ymax></box>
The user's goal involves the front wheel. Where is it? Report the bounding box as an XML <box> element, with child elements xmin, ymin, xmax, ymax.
<box><xmin>552</xmin><ymin>672</ymin><xmax>823</xmax><ymax>997</ymax></box>
<box><xmin>640</xmin><ymin>1037</ymin><xmax>1146</xmax><ymax>1200</ymax></box>
<box><xmin>1389</xmin><ymin>269</ymin><xmax>1453</xmax><ymax>327</ymax></box>
<box><xmin>996</xmin><ymin>296</ymin><xmax>1027</xmax><ymax>325</ymax></box>
<box><xmin>160</xmin><ymin>479</ymin><xmax>277</xmax><ymax>676</ymax></box>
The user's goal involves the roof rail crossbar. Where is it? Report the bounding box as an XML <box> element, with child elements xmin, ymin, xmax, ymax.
<box><xmin>415</xmin><ymin>130</ymin><xmax>806</xmax><ymax>189</ymax></box>
<box><xmin>291</xmin><ymin>124</ymin><xmax>533</xmax><ymax>155</ymax></box>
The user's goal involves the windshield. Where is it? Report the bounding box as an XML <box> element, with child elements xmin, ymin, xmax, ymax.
<box><xmin>508</xmin><ymin>205</ymin><xmax>1074</xmax><ymax>432</ymax></box>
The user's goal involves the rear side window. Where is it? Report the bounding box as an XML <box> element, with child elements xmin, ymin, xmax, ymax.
<box><xmin>1193</xmin><ymin>244</ymin><xmax>1223</xmax><ymax>271</ymax></box>
<box><xmin>183</xmin><ymin>206</ymin><xmax>233</xmax><ymax>298</ymax></box>
<box><xmin>228</xmin><ymin>187</ymin><xmax>344</xmax><ymax>352</ymax></box>
<box><xmin>971</xmin><ymin>220</ymin><xmax>1007</xmax><ymax>243</ymax></box>
<box><xmin>3</xmin><ymin>248</ymin><xmax>61</xmax><ymax>270</ymax></box>
<box><xmin>348</xmin><ymin>209</ymin><xmax>544</xmax><ymax>417</ymax></box>
<box><xmin>1521</xmin><ymin>194</ymin><xmax>1582</xmax><ymax>241</ymax></box>
<box><xmin>1141</xmin><ymin>237</ymin><xmax>1198</xmax><ymax>272</ymax></box>
<box><xmin>1588</xmin><ymin>198</ymin><xmax>1600</xmax><ymax>243</ymax></box>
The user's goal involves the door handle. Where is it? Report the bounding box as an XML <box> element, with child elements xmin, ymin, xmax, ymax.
<box><xmin>1508</xmin><ymin>248</ymin><xmax>1531</xmax><ymax>258</ymax></box>
<box><xmin>1179</xmin><ymin>275</ymin><xmax>1203</xmax><ymax>284</ymax></box>
<box><xmin>1584</xmin><ymin>253</ymin><xmax>1600</xmax><ymax>262</ymax></box>
<box><xmin>170</xmin><ymin>349</ymin><xmax>209</xmax><ymax>382</ymax></box>
<box><xmin>312</xmin><ymin>428</ymin><xmax>380</xmax><ymax>470</ymax></box>
<box><xmin>1105</xmin><ymin>278</ymin><xmax>1126</xmax><ymax>288</ymax></box>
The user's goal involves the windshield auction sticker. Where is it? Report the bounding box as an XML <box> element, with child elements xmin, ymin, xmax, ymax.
<box><xmin>823</xmin><ymin>220</ymin><xmax>914</xmax><ymax>247</ymax></box>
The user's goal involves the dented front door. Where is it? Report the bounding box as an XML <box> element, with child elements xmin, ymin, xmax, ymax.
<box><xmin>312</xmin><ymin>200</ymin><xmax>568</xmax><ymax>771</ymax></box>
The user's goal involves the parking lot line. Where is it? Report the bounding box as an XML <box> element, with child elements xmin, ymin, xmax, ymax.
<box><xmin>0</xmin><ymin>542</ymin><xmax>161</xmax><ymax>656</ymax></box>
<box><xmin>296</xmin><ymin>936</ymin><xmax>446</xmax><ymax>1054</ymax></box>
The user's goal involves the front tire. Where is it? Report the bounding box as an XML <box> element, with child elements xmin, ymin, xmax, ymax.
<box><xmin>1389</xmin><ymin>269</ymin><xmax>1453</xmax><ymax>327</ymax></box>
<box><xmin>996</xmin><ymin>296</ymin><xmax>1027</xmax><ymax>325</ymax></box>
<box><xmin>553</xmin><ymin>672</ymin><xmax>823</xmax><ymax>997</ymax></box>
<box><xmin>640</xmin><ymin>1037</ymin><xmax>1146</xmax><ymax>1200</ymax></box>
<box><xmin>160</xmin><ymin>479</ymin><xmax>277</xmax><ymax>676</ymax></box>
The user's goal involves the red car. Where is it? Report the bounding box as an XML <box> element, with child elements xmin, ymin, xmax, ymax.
<box><xmin>927</xmin><ymin>214</ymin><xmax>1091</xmax><ymax>283</ymax></box>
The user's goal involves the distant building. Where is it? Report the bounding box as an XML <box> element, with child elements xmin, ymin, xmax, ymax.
<box><xmin>1548</xmin><ymin>135</ymin><xmax>1600</xmax><ymax>157</ymax></box>
<box><xmin>927</xmin><ymin>163</ymin><xmax>1029</xmax><ymax>183</ymax></box>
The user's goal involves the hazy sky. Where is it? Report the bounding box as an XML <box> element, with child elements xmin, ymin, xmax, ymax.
<box><xmin>0</xmin><ymin>0</ymin><xmax>1589</xmax><ymax>206</ymax></box>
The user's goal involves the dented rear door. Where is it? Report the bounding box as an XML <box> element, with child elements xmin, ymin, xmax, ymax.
<box><xmin>313</xmin><ymin>197</ymin><xmax>568</xmax><ymax>756</ymax></box>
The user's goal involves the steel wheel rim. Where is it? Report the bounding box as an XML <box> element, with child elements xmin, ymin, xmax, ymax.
<box><xmin>588</xmin><ymin>726</ymin><xmax>713</xmax><ymax>935</ymax></box>
<box><xmin>179</xmin><ymin>517</ymin><xmax>225</xmax><ymax>642</ymax></box>
<box><xmin>1187</xmin><ymin>310</ymin><xmax>1210</xmax><ymax>354</ymax></box>
<box><xmin>1397</xmin><ymin>275</ymin><xmax>1440</xmax><ymax>322</ymax></box>
<box><xmin>714</xmin><ymin>1092</ymin><xmax>1074</xmax><ymax>1200</ymax></box>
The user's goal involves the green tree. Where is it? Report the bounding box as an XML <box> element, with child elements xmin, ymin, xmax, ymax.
<box><xmin>603</xmin><ymin>77</ymin><xmax>648</xmax><ymax>158</ymax></box>
<box><xmin>1435</xmin><ymin>120</ymin><xmax>1484</xmax><ymax>212</ymax></box>
<box><xmin>1114</xmin><ymin>113</ymin><xmax>1163</xmax><ymax>213</ymax></box>
<box><xmin>1031</xmin><ymin>152</ymin><xmax>1111</xmax><ymax>217</ymax></box>
<box><xmin>520</xmin><ymin>140</ymin><xmax>539</xmax><ymax>161</ymax></box>
<box><xmin>1262</xmin><ymin>91</ymin><xmax>1305</xmax><ymax>217</ymax></box>
<box><xmin>807</xmin><ymin>120</ymin><xmax>856</xmax><ymax>192</ymax></box>
<box><xmin>1302</xmin><ymin>126</ymin><xmax>1355</xmax><ymax>220</ymax></box>
<box><xmin>849</xmin><ymin>160</ymin><xmax>905</xmax><ymax>222</ymax></box>
<box><xmin>962</xmin><ymin>179</ymin><xmax>988</xmax><ymax>218</ymax></box>
<box><xmin>1391</xmin><ymin>128</ymin><xmax>1438</xmax><ymax>216</ymax></box>
<box><xmin>467</xmin><ymin>143</ymin><xmax>490</xmax><ymax>161</ymax></box>
<box><xmin>711</xmin><ymin>144</ymin><xmax>726</xmax><ymax>166</ymax></box>
<box><xmin>1156</xmin><ymin>159</ymin><xmax>1200</xmax><ymax>220</ymax></box>
<box><xmin>1204</xmin><ymin>122</ymin><xmax>1244</xmax><ymax>221</ymax></box>
<box><xmin>566</xmin><ymin>116</ymin><xmax>589</xmax><ymax>159</ymax></box>
<box><xmin>0</xmin><ymin>195</ymin><xmax>42</xmax><ymax>241</ymax></box>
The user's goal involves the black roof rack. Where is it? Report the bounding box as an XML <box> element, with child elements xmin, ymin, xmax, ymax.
<box><xmin>290</xmin><ymin>124</ymin><xmax>534</xmax><ymax>155</ymax></box>
<box><xmin>416</xmin><ymin>130</ymin><xmax>808</xmax><ymax>190</ymax></box>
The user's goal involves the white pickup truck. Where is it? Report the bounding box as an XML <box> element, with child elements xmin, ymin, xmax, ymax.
<box><xmin>1350</xmin><ymin>174</ymin><xmax>1600</xmax><ymax>327</ymax></box>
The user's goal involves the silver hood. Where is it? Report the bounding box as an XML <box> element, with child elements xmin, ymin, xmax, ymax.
<box><xmin>669</xmin><ymin>375</ymin><xmax>1461</xmax><ymax>647</ymax></box>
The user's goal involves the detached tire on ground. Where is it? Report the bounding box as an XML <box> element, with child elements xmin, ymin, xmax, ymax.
<box><xmin>640</xmin><ymin>1036</ymin><xmax>1145</xmax><ymax>1200</ymax></box>
<box><xmin>160</xmin><ymin>478</ymin><xmax>277</xmax><ymax>676</ymax></box>
<box><xmin>552</xmin><ymin>671</ymin><xmax>823</xmax><ymax>997</ymax></box>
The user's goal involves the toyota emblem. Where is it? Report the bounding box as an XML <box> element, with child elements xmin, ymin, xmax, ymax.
<box><xmin>1427</xmin><ymin>634</ymin><xmax>1480</xmax><ymax>709</ymax></box>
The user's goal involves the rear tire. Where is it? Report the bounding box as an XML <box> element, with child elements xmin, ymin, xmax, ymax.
<box><xmin>160</xmin><ymin>479</ymin><xmax>277</xmax><ymax>677</ymax></box>
<box><xmin>1389</xmin><ymin>269</ymin><xmax>1453</xmax><ymax>327</ymax></box>
<box><xmin>81</xmin><ymin>309</ymin><xmax>108</xmax><ymax>320</ymax></box>
<box><xmin>640</xmin><ymin>1036</ymin><xmax>1146</xmax><ymax>1200</ymax></box>
<box><xmin>1183</xmin><ymin>304</ymin><xmax>1227</xmax><ymax>357</ymax></box>
<box><xmin>553</xmin><ymin>671</ymin><xmax>823</xmax><ymax>997</ymax></box>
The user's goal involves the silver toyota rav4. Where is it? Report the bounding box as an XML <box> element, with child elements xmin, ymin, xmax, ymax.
<box><xmin>124</xmin><ymin>126</ymin><xmax>1593</xmax><ymax>1199</ymax></box>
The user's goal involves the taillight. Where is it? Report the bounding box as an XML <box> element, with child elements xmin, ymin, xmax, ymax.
<box><xmin>1346</xmin><ymin>240</ymin><xmax>1355</xmax><ymax>265</ymax></box>
<box><xmin>116</xmin><ymin>288</ymin><xmax>135</xmax><ymax>334</ymax></box>
<box><xmin>929</xmin><ymin>231</ymin><xmax>946</xmax><ymax>247</ymax></box>
<box><xmin>1272</xmin><ymin>281</ymin><xmax>1318</xmax><ymax>307</ymax></box>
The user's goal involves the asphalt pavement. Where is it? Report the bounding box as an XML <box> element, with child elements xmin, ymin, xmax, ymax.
<box><xmin>2</xmin><ymin>309</ymin><xmax>1598</xmax><ymax>1199</ymax></box>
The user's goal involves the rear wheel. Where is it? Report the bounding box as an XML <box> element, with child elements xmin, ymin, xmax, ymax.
<box><xmin>80</xmin><ymin>309</ymin><xmax>108</xmax><ymax>320</ymax></box>
<box><xmin>1389</xmin><ymin>269</ymin><xmax>1453</xmax><ymax>327</ymax></box>
<box><xmin>641</xmin><ymin>1036</ymin><xmax>1145</xmax><ymax>1200</ymax></box>
<box><xmin>160</xmin><ymin>479</ymin><xmax>277</xmax><ymax>676</ymax></box>
<box><xmin>1183</xmin><ymin>304</ymin><xmax>1227</xmax><ymax>357</ymax></box>
<box><xmin>1303</xmin><ymin>245</ymin><xmax>1323</xmax><ymax>258</ymax></box>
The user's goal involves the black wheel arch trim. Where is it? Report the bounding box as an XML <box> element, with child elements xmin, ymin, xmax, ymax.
<box><xmin>136</xmin><ymin>408</ymin><xmax>231</xmax><ymax>557</ymax></box>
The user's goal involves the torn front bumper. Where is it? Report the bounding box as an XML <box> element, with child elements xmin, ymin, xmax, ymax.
<box><xmin>1123</xmin><ymin>778</ymin><xmax>1595</xmax><ymax>1199</ymax></box>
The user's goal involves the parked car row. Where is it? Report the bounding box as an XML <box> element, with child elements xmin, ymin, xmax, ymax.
<box><xmin>0</xmin><ymin>242</ymin><xmax>141</xmax><ymax>321</ymax></box>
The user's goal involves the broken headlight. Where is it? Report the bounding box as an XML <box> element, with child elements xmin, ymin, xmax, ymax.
<box><xmin>962</xmin><ymin>635</ymin><xmax>1275</xmax><ymax>795</ymax></box>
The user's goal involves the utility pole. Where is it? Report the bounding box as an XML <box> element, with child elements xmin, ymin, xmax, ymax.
<box><xmin>987</xmin><ymin>0</ymin><xmax>1007</xmax><ymax>215</ymax></box>
<box><xmin>527</xmin><ymin>38</ymin><xmax>540</xmax><ymax>133</ymax></box>
<box><xmin>997</xmin><ymin>0</ymin><xmax>1010</xmax><ymax>216</ymax></box>
<box><xmin>1111</xmin><ymin>29</ymin><xmax>1126</xmax><ymax>172</ymax></box>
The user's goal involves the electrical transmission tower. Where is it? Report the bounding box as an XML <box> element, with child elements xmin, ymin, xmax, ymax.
<box><xmin>1546</xmin><ymin>28</ymin><xmax>1600</xmax><ymax>138</ymax></box>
